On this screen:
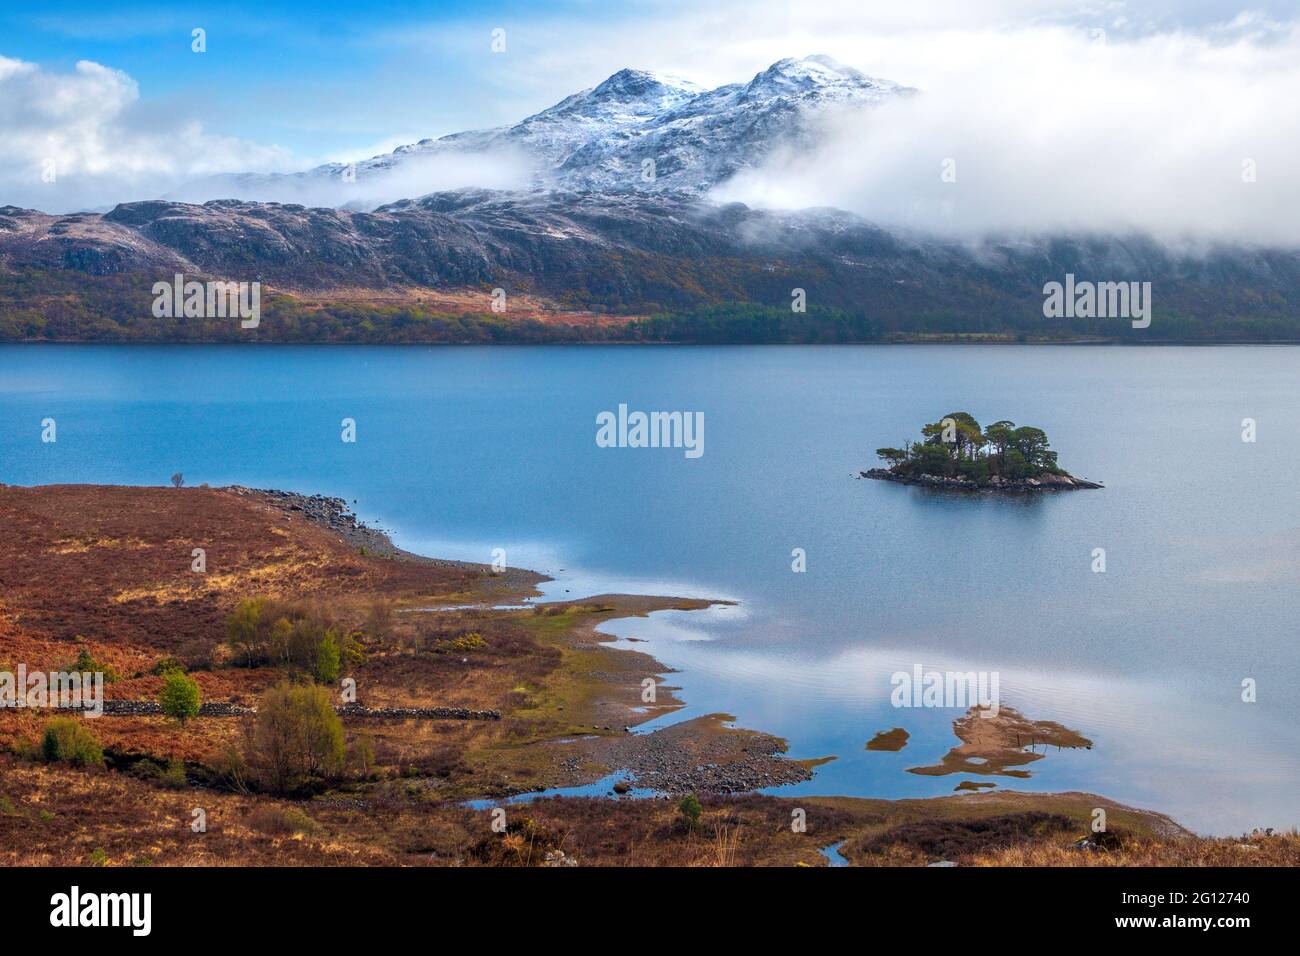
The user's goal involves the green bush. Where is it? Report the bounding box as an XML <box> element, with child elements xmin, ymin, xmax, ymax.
<box><xmin>158</xmin><ymin>670</ymin><xmax>201</xmax><ymax>725</ymax></box>
<box><xmin>41</xmin><ymin>717</ymin><xmax>104</xmax><ymax>767</ymax></box>
<box><xmin>441</xmin><ymin>632</ymin><xmax>486</xmax><ymax>653</ymax></box>
<box><xmin>150</xmin><ymin>656</ymin><xmax>184</xmax><ymax>676</ymax></box>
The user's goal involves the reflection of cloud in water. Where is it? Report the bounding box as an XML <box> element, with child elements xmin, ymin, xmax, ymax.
<box><xmin>598</xmin><ymin>608</ymin><xmax>1300</xmax><ymax>833</ymax></box>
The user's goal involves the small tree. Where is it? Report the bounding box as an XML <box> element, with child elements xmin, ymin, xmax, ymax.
<box><xmin>158</xmin><ymin>670</ymin><xmax>201</xmax><ymax>725</ymax></box>
<box><xmin>365</xmin><ymin>600</ymin><xmax>395</xmax><ymax>645</ymax></box>
<box><xmin>225</xmin><ymin>598</ymin><xmax>267</xmax><ymax>667</ymax></box>
<box><xmin>68</xmin><ymin>646</ymin><xmax>118</xmax><ymax>683</ymax></box>
<box><xmin>313</xmin><ymin>630</ymin><xmax>342</xmax><ymax>684</ymax></box>
<box><xmin>348</xmin><ymin>733</ymin><xmax>376</xmax><ymax>778</ymax></box>
<box><xmin>678</xmin><ymin>793</ymin><xmax>702</xmax><ymax>831</ymax></box>
<box><xmin>171</xmin><ymin>472</ymin><xmax>184</xmax><ymax>488</ymax></box>
<box><xmin>246</xmin><ymin>682</ymin><xmax>345</xmax><ymax>794</ymax></box>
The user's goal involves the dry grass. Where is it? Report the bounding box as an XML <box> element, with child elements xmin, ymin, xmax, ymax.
<box><xmin>970</xmin><ymin>831</ymin><xmax>1300</xmax><ymax>867</ymax></box>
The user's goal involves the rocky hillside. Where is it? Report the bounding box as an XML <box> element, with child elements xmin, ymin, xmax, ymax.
<box><xmin>5</xmin><ymin>190</ymin><xmax>1300</xmax><ymax>339</ymax></box>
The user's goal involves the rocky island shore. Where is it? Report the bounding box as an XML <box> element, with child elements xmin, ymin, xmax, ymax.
<box><xmin>862</xmin><ymin>468</ymin><xmax>1102</xmax><ymax>491</ymax></box>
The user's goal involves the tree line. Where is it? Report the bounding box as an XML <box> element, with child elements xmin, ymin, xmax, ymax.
<box><xmin>876</xmin><ymin>412</ymin><xmax>1062</xmax><ymax>480</ymax></box>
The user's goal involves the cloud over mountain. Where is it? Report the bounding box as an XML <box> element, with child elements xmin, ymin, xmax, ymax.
<box><xmin>713</xmin><ymin>25</ymin><xmax>1300</xmax><ymax>246</ymax></box>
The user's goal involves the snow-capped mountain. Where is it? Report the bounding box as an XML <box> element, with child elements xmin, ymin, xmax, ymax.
<box><xmin>173</xmin><ymin>55</ymin><xmax>911</xmax><ymax>205</ymax></box>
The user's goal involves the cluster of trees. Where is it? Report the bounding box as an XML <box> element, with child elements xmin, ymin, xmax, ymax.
<box><xmin>26</xmin><ymin>599</ymin><xmax>370</xmax><ymax>797</ymax></box>
<box><xmin>36</xmin><ymin>677</ymin><xmax>348</xmax><ymax>796</ymax></box>
<box><xmin>876</xmin><ymin>412</ymin><xmax>1061</xmax><ymax>480</ymax></box>
<box><xmin>224</xmin><ymin>598</ymin><xmax>361</xmax><ymax>684</ymax></box>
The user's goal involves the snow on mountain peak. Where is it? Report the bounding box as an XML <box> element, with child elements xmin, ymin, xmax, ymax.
<box><xmin>171</xmin><ymin>57</ymin><xmax>912</xmax><ymax>206</ymax></box>
<box><xmin>762</xmin><ymin>54</ymin><xmax>864</xmax><ymax>83</ymax></box>
<box><xmin>590</xmin><ymin>68</ymin><xmax>704</xmax><ymax>102</ymax></box>
<box><xmin>745</xmin><ymin>54</ymin><xmax>905</xmax><ymax>99</ymax></box>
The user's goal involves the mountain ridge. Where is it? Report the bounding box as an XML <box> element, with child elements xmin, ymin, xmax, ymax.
<box><xmin>168</xmin><ymin>55</ymin><xmax>912</xmax><ymax>205</ymax></box>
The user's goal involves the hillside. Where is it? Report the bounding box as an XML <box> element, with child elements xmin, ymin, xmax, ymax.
<box><xmin>5</xmin><ymin>194</ymin><xmax>1300</xmax><ymax>343</ymax></box>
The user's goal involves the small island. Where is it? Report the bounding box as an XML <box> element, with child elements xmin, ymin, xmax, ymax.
<box><xmin>864</xmin><ymin>412</ymin><xmax>1101</xmax><ymax>491</ymax></box>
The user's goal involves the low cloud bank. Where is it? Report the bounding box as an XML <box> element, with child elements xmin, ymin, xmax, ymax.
<box><xmin>712</xmin><ymin>23</ymin><xmax>1300</xmax><ymax>246</ymax></box>
<box><xmin>165</xmin><ymin>147</ymin><xmax>534</xmax><ymax>210</ymax></box>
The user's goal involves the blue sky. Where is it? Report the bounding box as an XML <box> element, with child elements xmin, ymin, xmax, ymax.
<box><xmin>0</xmin><ymin>1</ymin><xmax>596</xmax><ymax>158</ymax></box>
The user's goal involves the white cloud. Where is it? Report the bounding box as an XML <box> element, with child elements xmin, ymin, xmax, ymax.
<box><xmin>0</xmin><ymin>55</ymin><xmax>292</xmax><ymax>212</ymax></box>
<box><xmin>709</xmin><ymin>21</ymin><xmax>1300</xmax><ymax>244</ymax></box>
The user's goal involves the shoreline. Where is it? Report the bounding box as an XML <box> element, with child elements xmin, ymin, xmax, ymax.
<box><xmin>2</xmin><ymin>480</ymin><xmax>1231</xmax><ymax>865</ymax></box>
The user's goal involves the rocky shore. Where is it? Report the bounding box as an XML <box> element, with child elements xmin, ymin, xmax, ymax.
<box><xmin>223</xmin><ymin>486</ymin><xmax>544</xmax><ymax>600</ymax></box>
<box><xmin>226</xmin><ymin>485</ymin><xmax>404</xmax><ymax>556</ymax></box>
<box><xmin>608</xmin><ymin>718</ymin><xmax>815</xmax><ymax>795</ymax></box>
<box><xmin>862</xmin><ymin>468</ymin><xmax>1102</xmax><ymax>491</ymax></box>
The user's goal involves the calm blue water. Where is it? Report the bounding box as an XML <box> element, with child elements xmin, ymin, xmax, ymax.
<box><xmin>2</xmin><ymin>344</ymin><xmax>1296</xmax><ymax>835</ymax></box>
